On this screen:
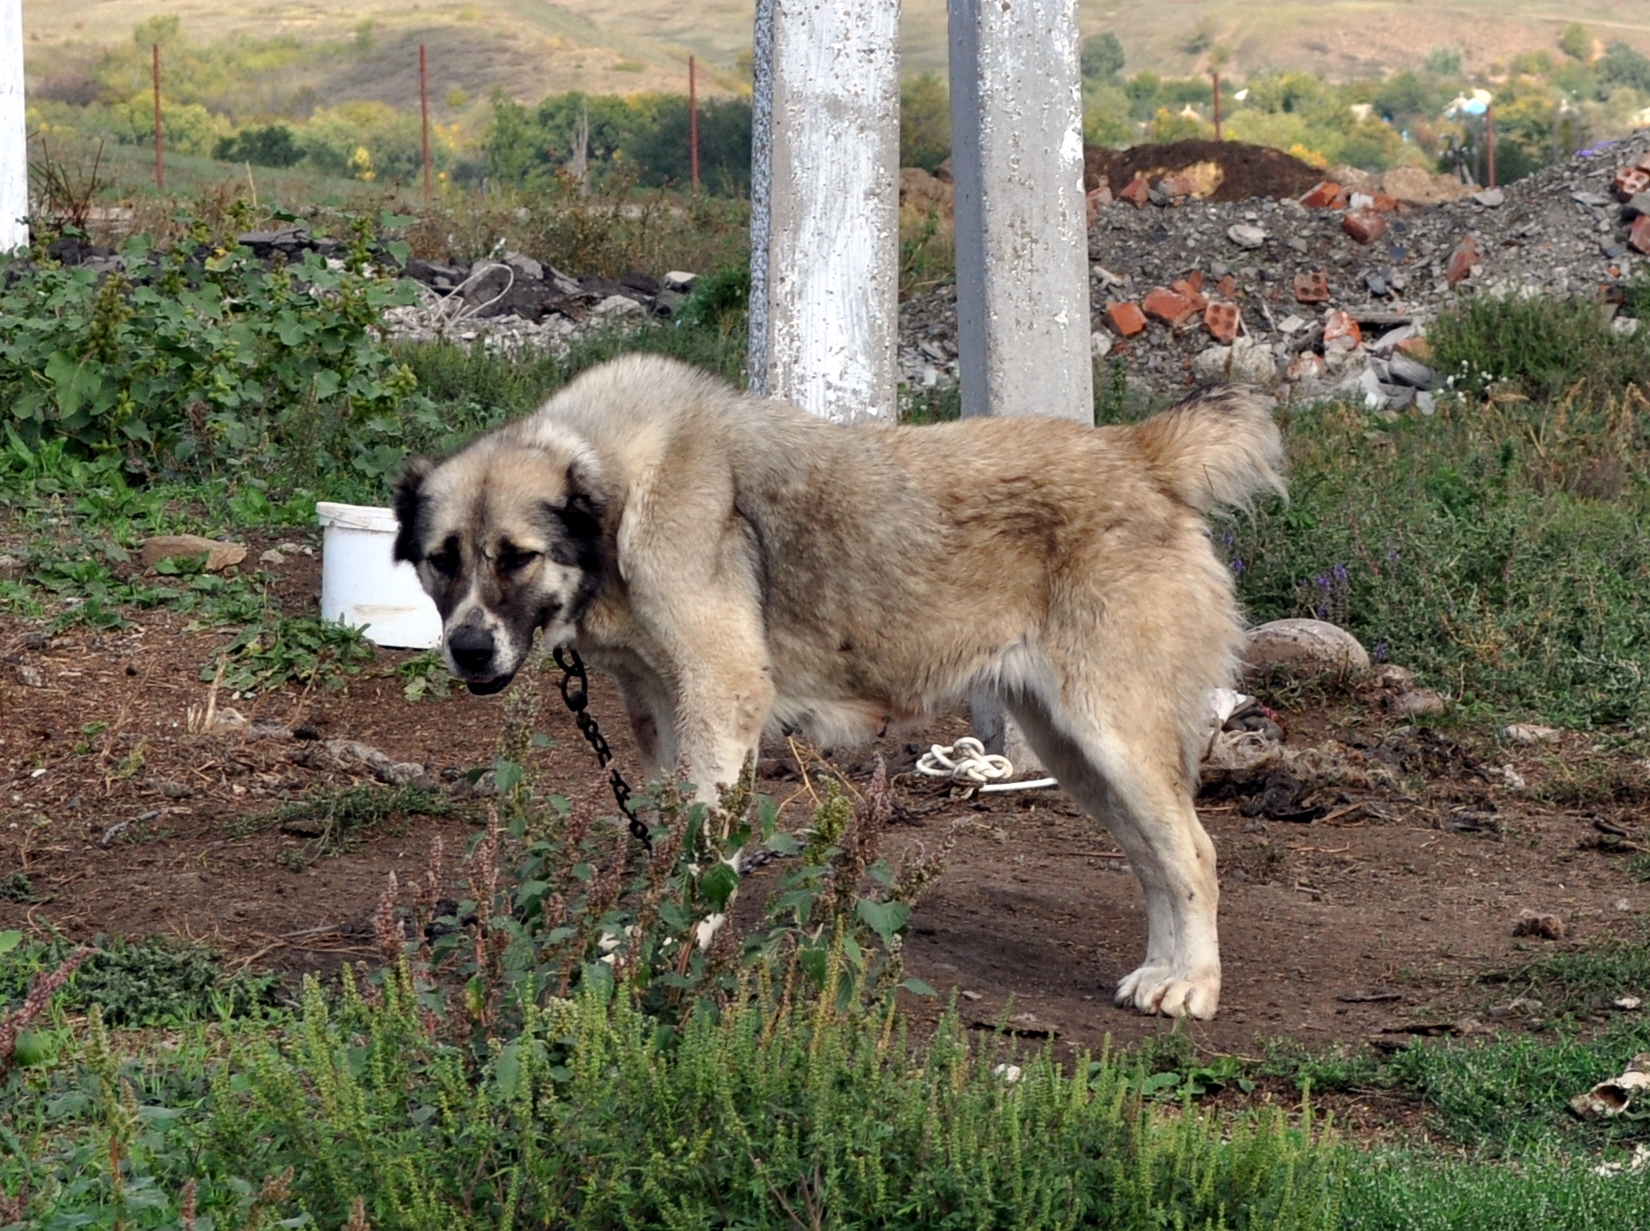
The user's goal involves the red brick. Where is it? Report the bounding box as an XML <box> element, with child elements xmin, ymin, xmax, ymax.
<box><xmin>1183</xmin><ymin>269</ymin><xmax>1206</xmax><ymax>292</ymax></box>
<box><xmin>1614</xmin><ymin>167</ymin><xmax>1650</xmax><ymax>199</ymax></box>
<box><xmin>1143</xmin><ymin>286</ymin><xmax>1197</xmax><ymax>327</ymax></box>
<box><xmin>1085</xmin><ymin>183</ymin><xmax>1112</xmax><ymax>224</ymax></box>
<box><xmin>1293</xmin><ymin>271</ymin><xmax>1330</xmax><ymax>304</ymax></box>
<box><xmin>1323</xmin><ymin>309</ymin><xmax>1362</xmax><ymax>351</ymax></box>
<box><xmin>1342</xmin><ymin>208</ymin><xmax>1387</xmax><ymax>244</ymax></box>
<box><xmin>1217</xmin><ymin>273</ymin><xmax>1236</xmax><ymax>298</ymax></box>
<box><xmin>1119</xmin><ymin>175</ymin><xmax>1149</xmax><ymax>208</ymax></box>
<box><xmin>1159</xmin><ymin>173</ymin><xmax>1198</xmax><ymax>199</ymax></box>
<box><xmin>1299</xmin><ymin>180</ymin><xmax>1342</xmax><ymax>209</ymax></box>
<box><xmin>1203</xmin><ymin>301</ymin><xmax>1241</xmax><ymax>346</ymax></box>
<box><xmin>1285</xmin><ymin>353</ymin><xmax>1327</xmax><ymax>382</ymax></box>
<box><xmin>1170</xmin><ymin>278</ymin><xmax>1209</xmax><ymax>311</ymax></box>
<box><xmin>1106</xmin><ymin>300</ymin><xmax>1147</xmax><ymax>336</ymax></box>
<box><xmin>1446</xmin><ymin>245</ymin><xmax>1476</xmax><ymax>288</ymax></box>
<box><xmin>1371</xmin><ymin>193</ymin><xmax>1400</xmax><ymax>213</ymax></box>
<box><xmin>1630</xmin><ymin>216</ymin><xmax>1650</xmax><ymax>255</ymax></box>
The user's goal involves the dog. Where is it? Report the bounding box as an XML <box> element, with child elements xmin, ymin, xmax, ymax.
<box><xmin>392</xmin><ymin>353</ymin><xmax>1284</xmax><ymax>1019</ymax></box>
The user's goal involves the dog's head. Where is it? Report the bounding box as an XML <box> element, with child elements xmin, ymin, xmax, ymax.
<box><xmin>392</xmin><ymin>427</ymin><xmax>611</xmax><ymax>696</ymax></box>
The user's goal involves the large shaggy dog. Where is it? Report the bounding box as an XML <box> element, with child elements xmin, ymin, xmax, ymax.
<box><xmin>392</xmin><ymin>354</ymin><xmax>1284</xmax><ymax>1019</ymax></box>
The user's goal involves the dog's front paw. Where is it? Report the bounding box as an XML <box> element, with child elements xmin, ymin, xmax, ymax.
<box><xmin>1115</xmin><ymin>964</ymin><xmax>1220</xmax><ymax>1020</ymax></box>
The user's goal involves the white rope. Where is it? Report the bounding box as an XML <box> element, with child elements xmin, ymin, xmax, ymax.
<box><xmin>914</xmin><ymin>737</ymin><xmax>1057</xmax><ymax>793</ymax></box>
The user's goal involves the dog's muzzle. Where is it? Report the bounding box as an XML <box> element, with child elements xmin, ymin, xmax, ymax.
<box><xmin>447</xmin><ymin>625</ymin><xmax>513</xmax><ymax>695</ymax></box>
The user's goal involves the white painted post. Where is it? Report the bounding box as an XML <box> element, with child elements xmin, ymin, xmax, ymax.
<box><xmin>748</xmin><ymin>0</ymin><xmax>900</xmax><ymax>423</ymax></box>
<box><xmin>0</xmin><ymin>0</ymin><xmax>27</xmax><ymax>252</ymax></box>
<box><xmin>948</xmin><ymin>0</ymin><xmax>1092</xmax><ymax>764</ymax></box>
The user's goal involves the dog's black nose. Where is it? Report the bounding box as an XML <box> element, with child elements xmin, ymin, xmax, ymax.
<box><xmin>448</xmin><ymin>625</ymin><xmax>495</xmax><ymax>673</ymax></box>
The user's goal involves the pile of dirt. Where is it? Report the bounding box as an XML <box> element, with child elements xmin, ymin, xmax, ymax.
<box><xmin>1085</xmin><ymin>140</ymin><xmax>1326</xmax><ymax>204</ymax></box>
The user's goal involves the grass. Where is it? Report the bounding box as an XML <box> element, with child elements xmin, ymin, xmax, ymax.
<box><xmin>246</xmin><ymin>783</ymin><xmax>455</xmax><ymax>857</ymax></box>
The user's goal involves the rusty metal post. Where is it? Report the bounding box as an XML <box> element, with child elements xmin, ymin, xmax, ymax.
<box><xmin>152</xmin><ymin>43</ymin><xmax>164</xmax><ymax>192</ymax></box>
<box><xmin>420</xmin><ymin>44</ymin><xmax>432</xmax><ymax>197</ymax></box>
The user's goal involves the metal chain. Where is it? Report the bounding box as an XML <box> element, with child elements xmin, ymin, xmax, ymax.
<box><xmin>553</xmin><ymin>644</ymin><xmax>653</xmax><ymax>854</ymax></box>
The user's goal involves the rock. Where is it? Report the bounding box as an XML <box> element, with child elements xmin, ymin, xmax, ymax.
<box><xmin>1193</xmin><ymin>337</ymin><xmax>1276</xmax><ymax>384</ymax></box>
<box><xmin>0</xmin><ymin>553</ymin><xmax>22</xmax><ymax>578</ymax></box>
<box><xmin>258</xmin><ymin>549</ymin><xmax>285</xmax><ymax>566</ymax></box>
<box><xmin>1227</xmin><ymin>223</ymin><xmax>1267</xmax><ymax>249</ymax></box>
<box><xmin>595</xmin><ymin>294</ymin><xmax>644</xmax><ymax>317</ymax></box>
<box><xmin>1513</xmin><ymin>910</ymin><xmax>1565</xmax><ymax>941</ymax></box>
<box><xmin>16</xmin><ymin>663</ymin><xmax>44</xmax><ymax>688</ymax></box>
<box><xmin>1090</xmin><ymin>330</ymin><xmax>1113</xmax><ymax>357</ymax></box>
<box><xmin>1472</xmin><ymin>188</ymin><xmax>1505</xmax><ymax>207</ymax></box>
<box><xmin>1374</xmin><ymin>664</ymin><xmax>1415</xmax><ymax>691</ymax></box>
<box><xmin>1386</xmin><ymin>351</ymin><xmax>1438</xmax><ymax>389</ymax></box>
<box><xmin>325</xmin><ymin>739</ymin><xmax>426</xmax><ymax>787</ymax></box>
<box><xmin>1386</xmin><ymin>688</ymin><xmax>1446</xmax><ymax>718</ymax></box>
<box><xmin>502</xmin><ymin>251</ymin><xmax>544</xmax><ymax>282</ymax></box>
<box><xmin>19</xmin><ymin>630</ymin><xmax>48</xmax><ymax>651</ymax></box>
<box><xmin>1244</xmin><ymin>618</ymin><xmax>1370</xmax><ymax>678</ymax></box>
<box><xmin>140</xmin><ymin>535</ymin><xmax>247</xmax><ymax>573</ymax></box>
<box><xmin>1503</xmin><ymin>723</ymin><xmax>1561</xmax><ymax>744</ymax></box>
<box><xmin>663</xmin><ymin>270</ymin><xmax>698</xmax><ymax>291</ymax></box>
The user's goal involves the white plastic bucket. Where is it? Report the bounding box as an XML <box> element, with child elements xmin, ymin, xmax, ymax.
<box><xmin>316</xmin><ymin>502</ymin><xmax>442</xmax><ymax>649</ymax></box>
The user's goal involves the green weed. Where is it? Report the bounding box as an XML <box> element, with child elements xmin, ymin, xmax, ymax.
<box><xmin>250</xmin><ymin>783</ymin><xmax>453</xmax><ymax>856</ymax></box>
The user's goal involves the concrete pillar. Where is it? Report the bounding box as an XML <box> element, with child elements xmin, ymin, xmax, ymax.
<box><xmin>948</xmin><ymin>0</ymin><xmax>1092</xmax><ymax>767</ymax></box>
<box><xmin>0</xmin><ymin>0</ymin><xmax>26</xmax><ymax>252</ymax></box>
<box><xmin>748</xmin><ymin>0</ymin><xmax>900</xmax><ymax>423</ymax></box>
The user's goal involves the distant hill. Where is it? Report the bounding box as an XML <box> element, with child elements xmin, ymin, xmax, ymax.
<box><xmin>19</xmin><ymin>0</ymin><xmax>1650</xmax><ymax>110</ymax></box>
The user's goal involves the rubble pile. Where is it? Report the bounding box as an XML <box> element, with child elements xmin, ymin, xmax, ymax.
<box><xmin>902</xmin><ymin>128</ymin><xmax>1650</xmax><ymax>409</ymax></box>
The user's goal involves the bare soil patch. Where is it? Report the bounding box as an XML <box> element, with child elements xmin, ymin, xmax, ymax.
<box><xmin>5</xmin><ymin>539</ymin><xmax>1648</xmax><ymax>1082</ymax></box>
<box><xmin>1084</xmin><ymin>139</ymin><xmax>1326</xmax><ymax>203</ymax></box>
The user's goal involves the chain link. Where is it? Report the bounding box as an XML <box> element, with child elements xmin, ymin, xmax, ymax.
<box><xmin>553</xmin><ymin>644</ymin><xmax>653</xmax><ymax>853</ymax></box>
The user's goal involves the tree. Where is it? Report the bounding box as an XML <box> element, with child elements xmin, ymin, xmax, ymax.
<box><xmin>900</xmin><ymin>73</ymin><xmax>950</xmax><ymax>170</ymax></box>
<box><xmin>1081</xmin><ymin>33</ymin><xmax>1124</xmax><ymax>82</ymax></box>
<box><xmin>1598</xmin><ymin>41</ymin><xmax>1650</xmax><ymax>92</ymax></box>
<box><xmin>1559</xmin><ymin>23</ymin><xmax>1591</xmax><ymax>62</ymax></box>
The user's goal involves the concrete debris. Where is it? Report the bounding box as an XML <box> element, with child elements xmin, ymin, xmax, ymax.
<box><xmin>1244</xmin><ymin>618</ymin><xmax>1371</xmax><ymax>678</ymax></box>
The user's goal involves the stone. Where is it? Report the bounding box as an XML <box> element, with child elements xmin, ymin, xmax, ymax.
<box><xmin>1090</xmin><ymin>329</ymin><xmax>1113</xmax><ymax>357</ymax></box>
<box><xmin>140</xmin><ymin>535</ymin><xmax>247</xmax><ymax>573</ymax></box>
<box><xmin>1158</xmin><ymin>173</ymin><xmax>1198</xmax><ymax>199</ymax></box>
<box><xmin>1293</xmin><ymin>271</ymin><xmax>1330</xmax><ymax>303</ymax></box>
<box><xmin>1613</xmin><ymin>316</ymin><xmax>1640</xmax><ymax>337</ymax></box>
<box><xmin>1445</xmin><ymin>244</ymin><xmax>1477</xmax><ymax>288</ymax></box>
<box><xmin>1503</xmin><ymin>723</ymin><xmax>1561</xmax><ymax>745</ymax></box>
<box><xmin>1244</xmin><ymin>618</ymin><xmax>1370</xmax><ymax>677</ymax></box>
<box><xmin>1471</xmin><ymin>188</ymin><xmax>1505</xmax><ymax>207</ymax></box>
<box><xmin>16</xmin><ymin>663</ymin><xmax>44</xmax><ymax>688</ymax></box>
<box><xmin>1143</xmin><ymin>286</ymin><xmax>1197</xmax><ymax>327</ymax></box>
<box><xmin>1118</xmin><ymin>175</ymin><xmax>1149</xmax><ymax>208</ymax></box>
<box><xmin>1227</xmin><ymin>223</ymin><xmax>1267</xmax><ymax>250</ymax></box>
<box><xmin>1106</xmin><ymin>300</ymin><xmax>1147</xmax><ymax>337</ymax></box>
<box><xmin>502</xmin><ymin>251</ymin><xmax>544</xmax><ymax>282</ymax></box>
<box><xmin>1342</xmin><ymin>208</ymin><xmax>1387</xmax><ymax>244</ymax></box>
<box><xmin>1299</xmin><ymin>181</ymin><xmax>1341</xmax><ymax>209</ymax></box>
<box><xmin>1629</xmin><ymin>216</ymin><xmax>1650</xmax><ymax>255</ymax></box>
<box><xmin>663</xmin><ymin>270</ymin><xmax>698</xmax><ymax>291</ymax></box>
<box><xmin>258</xmin><ymin>549</ymin><xmax>285</xmax><ymax>566</ymax></box>
<box><xmin>1285</xmin><ymin>352</ymin><xmax>1327</xmax><ymax>382</ymax></box>
<box><xmin>1387</xmin><ymin>688</ymin><xmax>1446</xmax><ymax>717</ymax></box>
<box><xmin>594</xmin><ymin>294</ymin><xmax>644</xmax><ymax>316</ymax></box>
<box><xmin>1374</xmin><ymin>664</ymin><xmax>1414</xmax><ymax>691</ymax></box>
<box><xmin>1386</xmin><ymin>351</ymin><xmax>1437</xmax><ymax>389</ymax></box>
<box><xmin>1512</xmin><ymin>910</ymin><xmax>1565</xmax><ymax>941</ymax></box>
<box><xmin>1204</xmin><ymin>301</ymin><xmax>1241</xmax><ymax>346</ymax></box>
<box><xmin>1365</xmin><ymin>273</ymin><xmax>1388</xmax><ymax>297</ymax></box>
<box><xmin>1322</xmin><ymin>309</ymin><xmax>1362</xmax><ymax>351</ymax></box>
<box><xmin>1629</xmin><ymin>193</ymin><xmax>1650</xmax><ymax>220</ymax></box>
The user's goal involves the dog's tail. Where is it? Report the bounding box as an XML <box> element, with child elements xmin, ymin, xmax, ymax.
<box><xmin>1130</xmin><ymin>385</ymin><xmax>1286</xmax><ymax>514</ymax></box>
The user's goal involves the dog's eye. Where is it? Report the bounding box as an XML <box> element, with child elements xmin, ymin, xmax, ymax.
<box><xmin>499</xmin><ymin>550</ymin><xmax>539</xmax><ymax>573</ymax></box>
<box><xmin>428</xmin><ymin>551</ymin><xmax>459</xmax><ymax>577</ymax></box>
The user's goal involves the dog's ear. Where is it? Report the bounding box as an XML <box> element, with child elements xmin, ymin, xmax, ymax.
<box><xmin>391</xmin><ymin>457</ymin><xmax>433</xmax><ymax>563</ymax></box>
<box><xmin>556</xmin><ymin>456</ymin><xmax>610</xmax><ymax>545</ymax></box>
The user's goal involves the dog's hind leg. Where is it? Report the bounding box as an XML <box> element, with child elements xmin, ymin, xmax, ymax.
<box><xmin>1005</xmin><ymin>690</ymin><xmax>1221</xmax><ymax>1020</ymax></box>
<box><xmin>607</xmin><ymin>661</ymin><xmax>678</xmax><ymax>783</ymax></box>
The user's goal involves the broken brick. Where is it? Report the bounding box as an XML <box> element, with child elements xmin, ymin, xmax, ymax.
<box><xmin>1286</xmin><ymin>352</ymin><xmax>1327</xmax><ymax>382</ymax></box>
<box><xmin>1342</xmin><ymin>208</ymin><xmax>1387</xmax><ymax>244</ymax></box>
<box><xmin>1170</xmin><ymin>278</ymin><xmax>1209</xmax><ymax>311</ymax></box>
<box><xmin>1630</xmin><ymin>216</ymin><xmax>1650</xmax><ymax>255</ymax></box>
<box><xmin>1106</xmin><ymin>300</ymin><xmax>1147</xmax><ymax>337</ymax></box>
<box><xmin>1371</xmin><ymin>193</ymin><xmax>1400</xmax><ymax>213</ymax></box>
<box><xmin>1086</xmin><ymin>184</ymin><xmax>1112</xmax><ymax>225</ymax></box>
<box><xmin>1217</xmin><ymin>273</ymin><xmax>1237</xmax><ymax>298</ymax></box>
<box><xmin>1323</xmin><ymin>309</ymin><xmax>1362</xmax><ymax>351</ymax></box>
<box><xmin>1293</xmin><ymin>271</ymin><xmax>1331</xmax><ymax>304</ymax></box>
<box><xmin>1204</xmin><ymin>301</ymin><xmax>1241</xmax><ymax>346</ymax></box>
<box><xmin>1143</xmin><ymin>286</ymin><xmax>1198</xmax><ymax>327</ymax></box>
<box><xmin>1614</xmin><ymin>167</ymin><xmax>1650</xmax><ymax>200</ymax></box>
<box><xmin>1182</xmin><ymin>269</ymin><xmax>1206</xmax><ymax>292</ymax></box>
<box><xmin>1299</xmin><ymin>180</ymin><xmax>1342</xmax><ymax>209</ymax></box>
<box><xmin>1119</xmin><ymin>175</ymin><xmax>1150</xmax><ymax>208</ymax></box>
<box><xmin>1446</xmin><ymin>245</ymin><xmax>1477</xmax><ymax>288</ymax></box>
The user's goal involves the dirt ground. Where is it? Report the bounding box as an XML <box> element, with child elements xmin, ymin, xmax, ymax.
<box><xmin>1084</xmin><ymin>139</ymin><xmax>1327</xmax><ymax>203</ymax></box>
<box><xmin>4</xmin><ymin>537</ymin><xmax>1649</xmax><ymax>1073</ymax></box>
